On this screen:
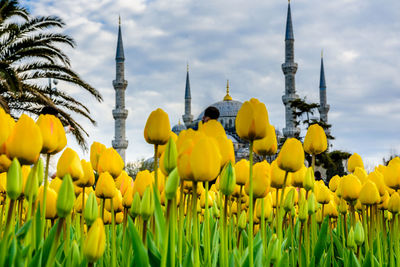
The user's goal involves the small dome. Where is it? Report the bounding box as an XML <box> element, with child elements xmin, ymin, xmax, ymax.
<box><xmin>172</xmin><ymin>121</ymin><xmax>186</xmax><ymax>135</ymax></box>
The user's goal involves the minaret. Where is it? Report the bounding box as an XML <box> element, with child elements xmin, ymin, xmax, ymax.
<box><xmin>281</xmin><ymin>1</ymin><xmax>300</xmax><ymax>138</ymax></box>
<box><xmin>182</xmin><ymin>64</ymin><xmax>193</xmax><ymax>127</ymax></box>
<box><xmin>318</xmin><ymin>52</ymin><xmax>330</xmax><ymax>135</ymax></box>
<box><xmin>112</xmin><ymin>17</ymin><xmax>128</xmax><ymax>162</ymax></box>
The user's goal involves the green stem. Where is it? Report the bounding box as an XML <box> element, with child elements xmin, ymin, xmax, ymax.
<box><xmin>142</xmin><ymin>219</ymin><xmax>148</xmax><ymax>246</ymax></box>
<box><xmin>278</xmin><ymin>171</ymin><xmax>289</xmax><ymax>243</ymax></box>
<box><xmin>161</xmin><ymin>200</ymin><xmax>171</xmax><ymax>267</ymax></box>
<box><xmin>42</xmin><ymin>154</ymin><xmax>51</xmax><ymax>235</ymax></box>
<box><xmin>178</xmin><ymin>182</ymin><xmax>185</xmax><ymax>264</ymax></box>
<box><xmin>111</xmin><ymin>197</ymin><xmax>116</xmax><ymax>267</ymax></box>
<box><xmin>192</xmin><ymin>182</ymin><xmax>200</xmax><ymax>267</ymax></box>
<box><xmin>249</xmin><ymin>140</ymin><xmax>254</xmax><ymax>267</ymax></box>
<box><xmin>261</xmin><ymin>198</ymin><xmax>266</xmax><ymax>257</ymax></box>
<box><xmin>170</xmin><ymin>197</ymin><xmax>177</xmax><ymax>267</ymax></box>
<box><xmin>204</xmin><ymin>181</ymin><xmax>211</xmax><ymax>266</ymax></box>
<box><xmin>224</xmin><ymin>195</ymin><xmax>229</xmax><ymax>267</ymax></box>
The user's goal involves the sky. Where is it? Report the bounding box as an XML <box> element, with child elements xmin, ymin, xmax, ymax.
<box><xmin>21</xmin><ymin>0</ymin><xmax>400</xmax><ymax>171</ymax></box>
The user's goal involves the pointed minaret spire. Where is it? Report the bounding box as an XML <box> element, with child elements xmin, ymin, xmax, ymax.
<box><xmin>318</xmin><ymin>52</ymin><xmax>330</xmax><ymax>135</ymax></box>
<box><xmin>112</xmin><ymin>18</ymin><xmax>128</xmax><ymax>162</ymax></box>
<box><xmin>182</xmin><ymin>64</ymin><xmax>193</xmax><ymax>126</ymax></box>
<box><xmin>285</xmin><ymin>1</ymin><xmax>294</xmax><ymax>41</ymax></box>
<box><xmin>281</xmin><ymin>1</ymin><xmax>300</xmax><ymax>138</ymax></box>
<box><xmin>116</xmin><ymin>16</ymin><xmax>125</xmax><ymax>62</ymax></box>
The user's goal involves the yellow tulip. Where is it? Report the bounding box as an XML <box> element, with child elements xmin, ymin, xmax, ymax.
<box><xmin>144</xmin><ymin>108</ymin><xmax>171</xmax><ymax>145</ymax></box>
<box><xmin>303</xmin><ymin>124</ymin><xmax>327</xmax><ymax>155</ymax></box>
<box><xmin>315</xmin><ymin>181</ymin><xmax>331</xmax><ymax>204</ymax></box>
<box><xmin>245</xmin><ymin>161</ymin><xmax>270</xmax><ymax>198</ymax></box>
<box><xmin>21</xmin><ymin>165</ymin><xmax>31</xmax><ymax>194</ymax></box>
<box><xmin>115</xmin><ymin>171</ymin><xmax>132</xmax><ymax>196</ymax></box>
<box><xmin>122</xmin><ymin>184</ymin><xmax>134</xmax><ymax>209</ymax></box>
<box><xmin>235</xmin><ymin>159</ymin><xmax>249</xmax><ymax>186</ymax></box>
<box><xmin>340</xmin><ymin>174</ymin><xmax>362</xmax><ymax>202</ymax></box>
<box><xmin>253</xmin><ymin>124</ymin><xmax>278</xmax><ymax>157</ymax></box>
<box><xmin>292</xmin><ymin>164</ymin><xmax>307</xmax><ymax>188</ymax></box>
<box><xmin>328</xmin><ymin>175</ymin><xmax>340</xmax><ymax>192</ymax></box>
<box><xmin>6</xmin><ymin>114</ymin><xmax>43</xmax><ymax>165</ymax></box>
<box><xmin>49</xmin><ymin>177</ymin><xmax>62</xmax><ymax>193</ymax></box>
<box><xmin>90</xmin><ymin>142</ymin><xmax>106</xmax><ymax>172</ymax></box>
<box><xmin>383</xmin><ymin>161</ymin><xmax>400</xmax><ymax>190</ymax></box>
<box><xmin>347</xmin><ymin>153</ymin><xmax>364</xmax><ymax>173</ymax></box>
<box><xmin>74</xmin><ymin>192</ymin><xmax>88</xmax><ymax>213</ymax></box>
<box><xmin>235</xmin><ymin>98</ymin><xmax>269</xmax><ymax>141</ymax></box>
<box><xmin>388</xmin><ymin>192</ymin><xmax>400</xmax><ymax>214</ymax></box>
<box><xmin>0</xmin><ymin>108</ymin><xmax>15</xmax><ymax>154</ymax></box>
<box><xmin>83</xmin><ymin>218</ymin><xmax>106</xmax><ymax>263</ymax></box>
<box><xmin>0</xmin><ymin>155</ymin><xmax>11</xmax><ymax>173</ymax></box>
<box><xmin>95</xmin><ymin>172</ymin><xmax>116</xmax><ymax>199</ymax></box>
<box><xmin>57</xmin><ymin>148</ymin><xmax>84</xmax><ymax>181</ymax></box>
<box><xmin>97</xmin><ymin>147</ymin><xmax>124</xmax><ymax>178</ymax></box>
<box><xmin>0</xmin><ymin>172</ymin><xmax>6</xmax><ymax>194</ymax></box>
<box><xmin>37</xmin><ymin>186</ymin><xmax>58</xmax><ymax>219</ymax></box>
<box><xmin>75</xmin><ymin>159</ymin><xmax>95</xmax><ymax>187</ymax></box>
<box><xmin>359</xmin><ymin>180</ymin><xmax>380</xmax><ymax>205</ymax></box>
<box><xmin>36</xmin><ymin>114</ymin><xmax>66</xmax><ymax>154</ymax></box>
<box><xmin>324</xmin><ymin>200</ymin><xmax>338</xmax><ymax>218</ymax></box>
<box><xmin>368</xmin><ymin>170</ymin><xmax>386</xmax><ymax>196</ymax></box>
<box><xmin>132</xmin><ymin>170</ymin><xmax>154</xmax><ymax>197</ymax></box>
<box><xmin>270</xmin><ymin>160</ymin><xmax>292</xmax><ymax>189</ymax></box>
<box><xmin>190</xmin><ymin>136</ymin><xmax>221</xmax><ymax>182</ymax></box>
<box><xmin>215</xmin><ymin>135</ymin><xmax>235</xmax><ymax>167</ymax></box>
<box><xmin>200</xmin><ymin>119</ymin><xmax>226</xmax><ymax>138</ymax></box>
<box><xmin>105</xmin><ymin>190</ymin><xmax>123</xmax><ymax>213</ymax></box>
<box><xmin>353</xmin><ymin>167</ymin><xmax>368</xmax><ymax>184</ymax></box>
<box><xmin>277</xmin><ymin>138</ymin><xmax>304</xmax><ymax>173</ymax></box>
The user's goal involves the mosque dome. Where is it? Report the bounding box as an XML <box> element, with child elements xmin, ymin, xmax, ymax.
<box><xmin>195</xmin><ymin>81</ymin><xmax>243</xmax><ymax>132</ymax></box>
<box><xmin>172</xmin><ymin>120</ymin><xmax>186</xmax><ymax>135</ymax></box>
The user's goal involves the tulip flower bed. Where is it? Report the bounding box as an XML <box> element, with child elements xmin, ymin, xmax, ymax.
<box><xmin>0</xmin><ymin>100</ymin><xmax>399</xmax><ymax>267</ymax></box>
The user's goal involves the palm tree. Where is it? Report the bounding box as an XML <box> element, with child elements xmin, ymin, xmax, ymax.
<box><xmin>0</xmin><ymin>0</ymin><xmax>102</xmax><ymax>149</ymax></box>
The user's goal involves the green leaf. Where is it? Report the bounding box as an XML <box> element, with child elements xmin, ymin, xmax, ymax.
<box><xmin>7</xmin><ymin>237</ymin><xmax>17</xmax><ymax>266</ymax></box>
<box><xmin>183</xmin><ymin>245</ymin><xmax>192</xmax><ymax>267</ymax></box>
<box><xmin>41</xmin><ymin>220</ymin><xmax>58</xmax><ymax>267</ymax></box>
<box><xmin>16</xmin><ymin>219</ymin><xmax>32</xmax><ymax>240</ymax></box>
<box><xmin>314</xmin><ymin>216</ymin><xmax>329</xmax><ymax>266</ymax></box>
<box><xmin>153</xmin><ymin>186</ymin><xmax>166</xmax><ymax>250</ymax></box>
<box><xmin>29</xmin><ymin>248</ymin><xmax>42</xmax><ymax>267</ymax></box>
<box><xmin>147</xmin><ymin>233</ymin><xmax>161</xmax><ymax>267</ymax></box>
<box><xmin>35</xmin><ymin>205</ymin><xmax>43</xmax><ymax>250</ymax></box>
<box><xmin>128</xmin><ymin>217</ymin><xmax>149</xmax><ymax>267</ymax></box>
<box><xmin>348</xmin><ymin>251</ymin><xmax>360</xmax><ymax>267</ymax></box>
<box><xmin>300</xmin><ymin>244</ymin><xmax>307</xmax><ymax>267</ymax></box>
<box><xmin>277</xmin><ymin>251</ymin><xmax>289</xmax><ymax>267</ymax></box>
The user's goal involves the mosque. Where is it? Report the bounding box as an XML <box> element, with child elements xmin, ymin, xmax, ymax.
<box><xmin>111</xmin><ymin>2</ymin><xmax>330</xmax><ymax>163</ymax></box>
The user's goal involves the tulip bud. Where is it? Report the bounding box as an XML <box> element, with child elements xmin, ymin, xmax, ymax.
<box><xmin>190</xmin><ymin>136</ymin><xmax>221</xmax><ymax>182</ymax></box>
<box><xmin>25</xmin><ymin>162</ymin><xmax>39</xmax><ymax>201</ymax></box>
<box><xmin>84</xmin><ymin>192</ymin><xmax>98</xmax><ymax>226</ymax></box>
<box><xmin>329</xmin><ymin>175</ymin><xmax>340</xmax><ymax>192</ymax></box>
<box><xmin>347</xmin><ymin>227</ymin><xmax>356</xmax><ymax>250</ymax></box>
<box><xmin>277</xmin><ymin>138</ymin><xmax>304</xmax><ymax>173</ymax></box>
<box><xmin>95</xmin><ymin>172</ymin><xmax>116</xmax><ymax>199</ymax></box>
<box><xmin>37</xmin><ymin>186</ymin><xmax>58</xmax><ymax>219</ymax></box>
<box><xmin>7</xmin><ymin>158</ymin><xmax>22</xmax><ymax>200</ymax></box>
<box><xmin>129</xmin><ymin>192</ymin><xmax>141</xmax><ymax>218</ymax></box>
<box><xmin>338</xmin><ymin>198</ymin><xmax>348</xmax><ymax>214</ymax></box>
<box><xmin>220</xmin><ymin>162</ymin><xmax>236</xmax><ymax>196</ymax></box>
<box><xmin>388</xmin><ymin>192</ymin><xmax>400</xmax><ymax>214</ymax></box>
<box><xmin>56</xmin><ymin>174</ymin><xmax>76</xmax><ymax>218</ymax></box>
<box><xmin>165</xmin><ymin>168</ymin><xmax>180</xmax><ymax>200</ymax></box>
<box><xmin>74</xmin><ymin>192</ymin><xmax>88</xmax><ymax>213</ymax></box>
<box><xmin>303</xmin><ymin>124</ymin><xmax>327</xmax><ymax>155</ymax></box>
<box><xmin>57</xmin><ymin>148</ymin><xmax>84</xmax><ymax>181</ymax></box>
<box><xmin>238</xmin><ymin>210</ymin><xmax>247</xmax><ymax>230</ymax></box>
<box><xmin>140</xmin><ymin>186</ymin><xmax>154</xmax><ymax>221</ymax></box>
<box><xmin>36</xmin><ymin>114</ymin><xmax>67</xmax><ymax>154</ymax></box>
<box><xmin>359</xmin><ymin>180</ymin><xmax>380</xmax><ymax>205</ymax></box>
<box><xmin>144</xmin><ymin>108</ymin><xmax>171</xmax><ymax>145</ymax></box>
<box><xmin>68</xmin><ymin>241</ymin><xmax>80</xmax><ymax>267</ymax></box>
<box><xmin>133</xmin><ymin>170</ymin><xmax>153</xmax><ymax>198</ymax></box>
<box><xmin>122</xmin><ymin>185</ymin><xmax>134</xmax><ymax>209</ymax></box>
<box><xmin>6</xmin><ymin>114</ymin><xmax>43</xmax><ymax>165</ymax></box>
<box><xmin>90</xmin><ymin>142</ymin><xmax>106</xmax><ymax>172</ymax></box>
<box><xmin>303</xmin><ymin>167</ymin><xmax>315</xmax><ymax>192</ymax></box>
<box><xmin>235</xmin><ymin>98</ymin><xmax>269</xmax><ymax>141</ymax></box>
<box><xmin>347</xmin><ymin>153</ymin><xmax>364</xmax><ymax>173</ymax></box>
<box><xmin>283</xmin><ymin>188</ymin><xmax>295</xmax><ymax>213</ymax></box>
<box><xmin>307</xmin><ymin>192</ymin><xmax>316</xmax><ymax>214</ymax></box>
<box><xmin>163</xmin><ymin>137</ymin><xmax>178</xmax><ymax>175</ymax></box>
<box><xmin>269</xmin><ymin>234</ymin><xmax>280</xmax><ymax>264</ymax></box>
<box><xmin>83</xmin><ymin>218</ymin><xmax>106</xmax><ymax>263</ymax></box>
<box><xmin>212</xmin><ymin>201</ymin><xmax>220</xmax><ymax>218</ymax></box>
<box><xmin>354</xmin><ymin>221</ymin><xmax>364</xmax><ymax>246</ymax></box>
<box><xmin>76</xmin><ymin>159</ymin><xmax>95</xmax><ymax>187</ymax></box>
<box><xmin>105</xmin><ymin>190</ymin><xmax>123</xmax><ymax>213</ymax></box>
<box><xmin>298</xmin><ymin>199</ymin><xmax>308</xmax><ymax>222</ymax></box>
<box><xmin>97</xmin><ymin>147</ymin><xmax>124</xmax><ymax>178</ymax></box>
<box><xmin>253</xmin><ymin>124</ymin><xmax>277</xmax><ymax>157</ymax></box>
<box><xmin>245</xmin><ymin>161</ymin><xmax>271</xmax><ymax>198</ymax></box>
<box><xmin>341</xmin><ymin>174</ymin><xmax>362</xmax><ymax>203</ymax></box>
<box><xmin>235</xmin><ymin>159</ymin><xmax>249</xmax><ymax>186</ymax></box>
